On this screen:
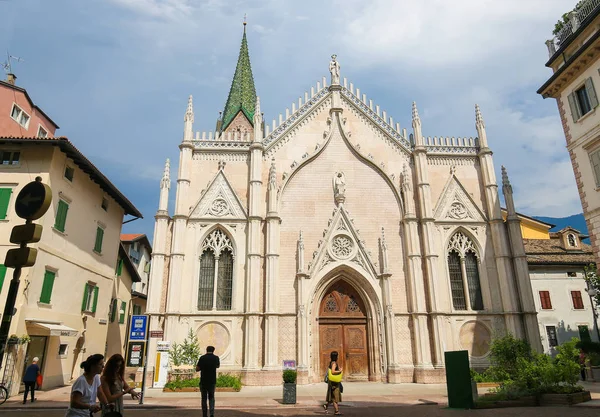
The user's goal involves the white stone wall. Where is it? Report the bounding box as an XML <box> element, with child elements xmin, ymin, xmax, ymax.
<box><xmin>530</xmin><ymin>268</ymin><xmax>599</xmax><ymax>353</ymax></box>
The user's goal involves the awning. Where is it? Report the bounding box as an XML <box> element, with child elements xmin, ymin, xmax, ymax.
<box><xmin>27</xmin><ymin>322</ymin><xmax>79</xmax><ymax>337</ymax></box>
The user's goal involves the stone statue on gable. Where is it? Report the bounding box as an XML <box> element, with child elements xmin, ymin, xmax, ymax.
<box><xmin>329</xmin><ymin>54</ymin><xmax>340</xmax><ymax>85</ymax></box>
<box><xmin>333</xmin><ymin>171</ymin><xmax>346</xmax><ymax>205</ymax></box>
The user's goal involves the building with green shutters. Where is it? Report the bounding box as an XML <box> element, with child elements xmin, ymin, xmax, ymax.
<box><xmin>0</xmin><ymin>76</ymin><xmax>142</xmax><ymax>395</ymax></box>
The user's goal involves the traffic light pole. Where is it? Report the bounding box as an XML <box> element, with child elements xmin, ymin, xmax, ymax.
<box><xmin>0</xmin><ymin>220</ymin><xmax>30</xmax><ymax>369</ymax></box>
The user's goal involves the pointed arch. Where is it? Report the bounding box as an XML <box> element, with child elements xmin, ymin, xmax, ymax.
<box><xmin>445</xmin><ymin>228</ymin><xmax>484</xmax><ymax>311</ymax></box>
<box><xmin>196</xmin><ymin>225</ymin><xmax>236</xmax><ymax>311</ymax></box>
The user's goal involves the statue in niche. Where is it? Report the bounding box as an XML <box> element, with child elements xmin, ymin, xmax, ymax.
<box><xmin>333</xmin><ymin>171</ymin><xmax>346</xmax><ymax>205</ymax></box>
<box><xmin>329</xmin><ymin>54</ymin><xmax>341</xmax><ymax>85</ymax></box>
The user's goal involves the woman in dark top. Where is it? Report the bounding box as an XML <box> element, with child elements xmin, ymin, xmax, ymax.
<box><xmin>22</xmin><ymin>357</ymin><xmax>40</xmax><ymax>404</ymax></box>
<box><xmin>323</xmin><ymin>351</ymin><xmax>343</xmax><ymax>415</ymax></box>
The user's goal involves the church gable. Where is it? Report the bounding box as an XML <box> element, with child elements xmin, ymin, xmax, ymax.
<box><xmin>189</xmin><ymin>170</ymin><xmax>247</xmax><ymax>220</ymax></box>
<box><xmin>434</xmin><ymin>171</ymin><xmax>486</xmax><ymax>223</ymax></box>
<box><xmin>307</xmin><ymin>206</ymin><xmax>378</xmax><ymax>279</ymax></box>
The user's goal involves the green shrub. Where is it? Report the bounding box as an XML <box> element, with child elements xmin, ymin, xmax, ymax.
<box><xmin>216</xmin><ymin>374</ymin><xmax>242</xmax><ymax>391</ymax></box>
<box><xmin>283</xmin><ymin>370</ymin><xmax>297</xmax><ymax>383</ymax></box>
<box><xmin>164</xmin><ymin>373</ymin><xmax>242</xmax><ymax>391</ymax></box>
<box><xmin>470</xmin><ymin>368</ymin><xmax>495</xmax><ymax>383</ymax></box>
<box><xmin>487</xmin><ymin>333</ymin><xmax>532</xmax><ymax>382</ymax></box>
<box><xmin>169</xmin><ymin>329</ymin><xmax>203</xmax><ymax>367</ymax></box>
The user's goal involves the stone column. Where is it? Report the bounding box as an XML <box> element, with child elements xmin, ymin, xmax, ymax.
<box><xmin>264</xmin><ymin>159</ymin><xmax>280</xmax><ymax>370</ymax></box>
<box><xmin>243</xmin><ymin>98</ymin><xmax>264</xmax><ymax>375</ymax></box>
<box><xmin>147</xmin><ymin>158</ymin><xmax>171</xmax><ymax>385</ymax></box>
<box><xmin>165</xmin><ymin>98</ymin><xmax>194</xmax><ymax>339</ymax></box>
<box><xmin>411</xmin><ymin>103</ymin><xmax>445</xmax><ymax>379</ymax></box>
<box><xmin>296</xmin><ymin>232</ymin><xmax>309</xmax><ymax>382</ymax></box>
<box><xmin>475</xmin><ymin>105</ymin><xmax>522</xmax><ymax>337</ymax></box>
<box><xmin>502</xmin><ymin>166</ymin><xmax>542</xmax><ymax>351</ymax></box>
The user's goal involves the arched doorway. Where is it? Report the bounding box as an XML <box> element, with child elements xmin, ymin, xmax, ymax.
<box><xmin>318</xmin><ymin>280</ymin><xmax>369</xmax><ymax>381</ymax></box>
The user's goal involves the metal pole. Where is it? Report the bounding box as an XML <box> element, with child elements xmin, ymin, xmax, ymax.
<box><xmin>139</xmin><ymin>316</ymin><xmax>149</xmax><ymax>405</ymax></box>
<box><xmin>0</xmin><ymin>267</ymin><xmax>22</xmax><ymax>368</ymax></box>
<box><xmin>584</xmin><ymin>270</ymin><xmax>600</xmax><ymax>342</ymax></box>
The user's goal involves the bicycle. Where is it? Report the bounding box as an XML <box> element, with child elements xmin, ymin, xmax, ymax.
<box><xmin>0</xmin><ymin>383</ymin><xmax>8</xmax><ymax>405</ymax></box>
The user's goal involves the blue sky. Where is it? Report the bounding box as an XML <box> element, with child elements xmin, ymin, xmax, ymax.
<box><xmin>0</xmin><ymin>0</ymin><xmax>578</xmax><ymax>239</ymax></box>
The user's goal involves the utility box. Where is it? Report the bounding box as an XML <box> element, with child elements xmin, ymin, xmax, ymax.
<box><xmin>445</xmin><ymin>350</ymin><xmax>474</xmax><ymax>409</ymax></box>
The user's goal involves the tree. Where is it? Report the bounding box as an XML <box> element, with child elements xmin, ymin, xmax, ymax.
<box><xmin>169</xmin><ymin>328</ymin><xmax>202</xmax><ymax>367</ymax></box>
<box><xmin>583</xmin><ymin>263</ymin><xmax>600</xmax><ymax>305</ymax></box>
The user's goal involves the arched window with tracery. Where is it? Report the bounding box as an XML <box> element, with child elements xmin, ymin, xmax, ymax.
<box><xmin>447</xmin><ymin>232</ymin><xmax>483</xmax><ymax>311</ymax></box>
<box><xmin>198</xmin><ymin>229</ymin><xmax>234</xmax><ymax>311</ymax></box>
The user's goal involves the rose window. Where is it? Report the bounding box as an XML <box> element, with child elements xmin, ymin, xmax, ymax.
<box><xmin>331</xmin><ymin>235</ymin><xmax>353</xmax><ymax>259</ymax></box>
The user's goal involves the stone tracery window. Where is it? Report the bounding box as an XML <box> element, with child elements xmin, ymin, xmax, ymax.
<box><xmin>447</xmin><ymin>232</ymin><xmax>483</xmax><ymax>311</ymax></box>
<box><xmin>198</xmin><ymin>229</ymin><xmax>234</xmax><ymax>311</ymax></box>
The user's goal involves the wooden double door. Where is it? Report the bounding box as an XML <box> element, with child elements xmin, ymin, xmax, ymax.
<box><xmin>318</xmin><ymin>281</ymin><xmax>369</xmax><ymax>381</ymax></box>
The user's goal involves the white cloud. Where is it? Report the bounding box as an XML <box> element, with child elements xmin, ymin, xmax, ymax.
<box><xmin>108</xmin><ymin>0</ymin><xmax>195</xmax><ymax>19</ymax></box>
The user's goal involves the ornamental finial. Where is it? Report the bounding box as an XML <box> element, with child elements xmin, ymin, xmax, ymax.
<box><xmin>412</xmin><ymin>101</ymin><xmax>421</xmax><ymax>127</ymax></box>
<box><xmin>475</xmin><ymin>104</ymin><xmax>484</xmax><ymax>128</ymax></box>
<box><xmin>184</xmin><ymin>95</ymin><xmax>194</xmax><ymax>122</ymax></box>
<box><xmin>268</xmin><ymin>158</ymin><xmax>277</xmax><ymax>189</ymax></box>
<box><xmin>161</xmin><ymin>158</ymin><xmax>171</xmax><ymax>189</ymax></box>
<box><xmin>501</xmin><ymin>165</ymin><xmax>512</xmax><ymax>194</ymax></box>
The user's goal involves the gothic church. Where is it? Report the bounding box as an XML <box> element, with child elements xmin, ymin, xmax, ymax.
<box><xmin>147</xmin><ymin>25</ymin><xmax>542</xmax><ymax>385</ymax></box>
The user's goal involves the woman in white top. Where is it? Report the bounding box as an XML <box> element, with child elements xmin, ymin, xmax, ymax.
<box><xmin>65</xmin><ymin>354</ymin><xmax>110</xmax><ymax>416</ymax></box>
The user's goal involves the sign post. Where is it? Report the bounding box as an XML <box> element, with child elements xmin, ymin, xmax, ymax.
<box><xmin>126</xmin><ymin>315</ymin><xmax>149</xmax><ymax>404</ymax></box>
<box><xmin>0</xmin><ymin>177</ymin><xmax>51</xmax><ymax>368</ymax></box>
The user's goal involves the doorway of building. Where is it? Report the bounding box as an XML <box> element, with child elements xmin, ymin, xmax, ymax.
<box><xmin>318</xmin><ymin>280</ymin><xmax>369</xmax><ymax>381</ymax></box>
<box><xmin>23</xmin><ymin>336</ymin><xmax>47</xmax><ymax>390</ymax></box>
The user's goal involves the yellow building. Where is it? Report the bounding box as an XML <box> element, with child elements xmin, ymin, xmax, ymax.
<box><xmin>501</xmin><ymin>209</ymin><xmax>554</xmax><ymax>240</ymax></box>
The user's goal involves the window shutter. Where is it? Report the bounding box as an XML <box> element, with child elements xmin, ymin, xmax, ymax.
<box><xmin>119</xmin><ymin>301</ymin><xmax>126</xmax><ymax>324</ymax></box>
<box><xmin>40</xmin><ymin>271</ymin><xmax>55</xmax><ymax>304</ymax></box>
<box><xmin>92</xmin><ymin>286</ymin><xmax>99</xmax><ymax>313</ymax></box>
<box><xmin>586</xmin><ymin>77</ymin><xmax>599</xmax><ymax>109</ymax></box>
<box><xmin>81</xmin><ymin>284</ymin><xmax>89</xmax><ymax>311</ymax></box>
<box><xmin>568</xmin><ymin>92</ymin><xmax>581</xmax><ymax>121</ymax></box>
<box><xmin>0</xmin><ymin>188</ymin><xmax>12</xmax><ymax>219</ymax></box>
<box><xmin>591</xmin><ymin>150</ymin><xmax>600</xmax><ymax>187</ymax></box>
<box><xmin>94</xmin><ymin>227</ymin><xmax>104</xmax><ymax>253</ymax></box>
<box><xmin>0</xmin><ymin>264</ymin><xmax>6</xmax><ymax>293</ymax></box>
<box><xmin>116</xmin><ymin>259</ymin><xmax>123</xmax><ymax>276</ymax></box>
<box><xmin>54</xmin><ymin>200</ymin><xmax>69</xmax><ymax>232</ymax></box>
<box><xmin>110</xmin><ymin>299</ymin><xmax>117</xmax><ymax>322</ymax></box>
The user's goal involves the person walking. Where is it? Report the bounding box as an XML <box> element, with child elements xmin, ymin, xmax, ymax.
<box><xmin>65</xmin><ymin>354</ymin><xmax>110</xmax><ymax>417</ymax></box>
<box><xmin>195</xmin><ymin>346</ymin><xmax>220</xmax><ymax>417</ymax></box>
<box><xmin>100</xmin><ymin>354</ymin><xmax>139</xmax><ymax>416</ymax></box>
<box><xmin>323</xmin><ymin>351</ymin><xmax>343</xmax><ymax>415</ymax></box>
<box><xmin>22</xmin><ymin>357</ymin><xmax>40</xmax><ymax>404</ymax></box>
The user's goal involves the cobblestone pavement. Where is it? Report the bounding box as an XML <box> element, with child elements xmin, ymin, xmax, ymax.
<box><xmin>3</xmin><ymin>405</ymin><xmax>600</xmax><ymax>417</ymax></box>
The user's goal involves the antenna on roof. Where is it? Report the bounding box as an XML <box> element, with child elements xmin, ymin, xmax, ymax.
<box><xmin>2</xmin><ymin>51</ymin><xmax>24</xmax><ymax>75</ymax></box>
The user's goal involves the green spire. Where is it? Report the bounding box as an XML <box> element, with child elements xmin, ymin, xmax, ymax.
<box><xmin>221</xmin><ymin>25</ymin><xmax>257</xmax><ymax>132</ymax></box>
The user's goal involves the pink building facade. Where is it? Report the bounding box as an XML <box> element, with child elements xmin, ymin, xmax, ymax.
<box><xmin>0</xmin><ymin>75</ymin><xmax>58</xmax><ymax>139</ymax></box>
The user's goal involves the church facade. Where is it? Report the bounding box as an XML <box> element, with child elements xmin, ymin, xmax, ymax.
<box><xmin>146</xmin><ymin>27</ymin><xmax>542</xmax><ymax>385</ymax></box>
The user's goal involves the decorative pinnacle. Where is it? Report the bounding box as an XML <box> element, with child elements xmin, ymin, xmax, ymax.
<box><xmin>184</xmin><ymin>95</ymin><xmax>194</xmax><ymax>122</ymax></box>
<box><xmin>381</xmin><ymin>227</ymin><xmax>387</xmax><ymax>248</ymax></box>
<box><xmin>268</xmin><ymin>158</ymin><xmax>276</xmax><ymax>188</ymax></box>
<box><xmin>299</xmin><ymin>230</ymin><xmax>304</xmax><ymax>246</ymax></box>
<box><xmin>161</xmin><ymin>158</ymin><xmax>171</xmax><ymax>189</ymax></box>
<box><xmin>254</xmin><ymin>96</ymin><xmax>262</xmax><ymax>124</ymax></box>
<box><xmin>411</xmin><ymin>101</ymin><xmax>421</xmax><ymax>126</ymax></box>
<box><xmin>475</xmin><ymin>104</ymin><xmax>484</xmax><ymax>128</ymax></box>
<box><xmin>501</xmin><ymin>165</ymin><xmax>512</xmax><ymax>193</ymax></box>
<box><xmin>401</xmin><ymin>163</ymin><xmax>412</xmax><ymax>192</ymax></box>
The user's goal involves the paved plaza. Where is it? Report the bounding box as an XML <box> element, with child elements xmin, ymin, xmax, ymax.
<box><xmin>1</xmin><ymin>382</ymin><xmax>600</xmax><ymax>416</ymax></box>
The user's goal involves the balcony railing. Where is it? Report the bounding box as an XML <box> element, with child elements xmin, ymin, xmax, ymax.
<box><xmin>546</xmin><ymin>0</ymin><xmax>600</xmax><ymax>58</ymax></box>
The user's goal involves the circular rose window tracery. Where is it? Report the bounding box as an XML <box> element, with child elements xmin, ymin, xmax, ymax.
<box><xmin>331</xmin><ymin>235</ymin><xmax>354</xmax><ymax>259</ymax></box>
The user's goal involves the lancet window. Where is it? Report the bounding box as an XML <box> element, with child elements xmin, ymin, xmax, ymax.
<box><xmin>198</xmin><ymin>229</ymin><xmax>234</xmax><ymax>311</ymax></box>
<box><xmin>447</xmin><ymin>232</ymin><xmax>483</xmax><ymax>311</ymax></box>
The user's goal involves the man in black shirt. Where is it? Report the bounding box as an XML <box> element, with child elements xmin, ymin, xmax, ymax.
<box><xmin>196</xmin><ymin>346</ymin><xmax>220</xmax><ymax>417</ymax></box>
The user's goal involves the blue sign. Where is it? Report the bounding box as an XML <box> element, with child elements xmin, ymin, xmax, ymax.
<box><xmin>129</xmin><ymin>315</ymin><xmax>148</xmax><ymax>341</ymax></box>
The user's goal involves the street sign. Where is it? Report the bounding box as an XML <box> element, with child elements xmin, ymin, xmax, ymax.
<box><xmin>149</xmin><ymin>330</ymin><xmax>164</xmax><ymax>338</ymax></box>
<box><xmin>129</xmin><ymin>315</ymin><xmax>148</xmax><ymax>341</ymax></box>
<box><xmin>9</xmin><ymin>223</ymin><xmax>43</xmax><ymax>244</ymax></box>
<box><xmin>4</xmin><ymin>247</ymin><xmax>37</xmax><ymax>268</ymax></box>
<box><xmin>126</xmin><ymin>341</ymin><xmax>146</xmax><ymax>367</ymax></box>
<box><xmin>15</xmin><ymin>178</ymin><xmax>52</xmax><ymax>220</ymax></box>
